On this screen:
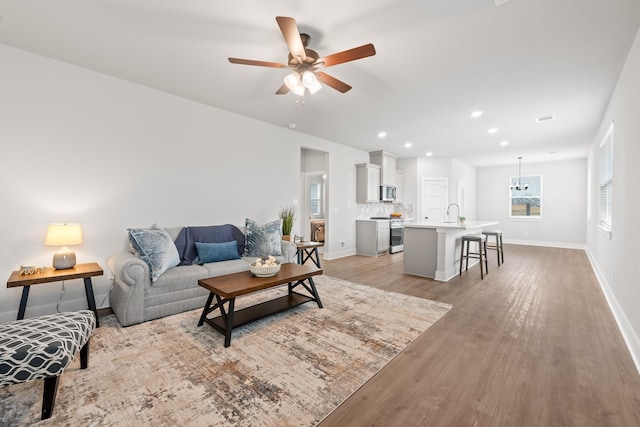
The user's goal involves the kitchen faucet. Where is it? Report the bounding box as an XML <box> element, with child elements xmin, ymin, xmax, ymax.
<box><xmin>446</xmin><ymin>203</ymin><xmax>460</xmax><ymax>222</ymax></box>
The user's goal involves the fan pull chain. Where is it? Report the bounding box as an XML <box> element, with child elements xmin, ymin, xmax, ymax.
<box><xmin>296</xmin><ymin>95</ymin><xmax>305</xmax><ymax>105</ymax></box>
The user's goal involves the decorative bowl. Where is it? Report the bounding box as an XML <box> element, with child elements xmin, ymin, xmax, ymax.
<box><xmin>250</xmin><ymin>262</ymin><xmax>281</xmax><ymax>277</ymax></box>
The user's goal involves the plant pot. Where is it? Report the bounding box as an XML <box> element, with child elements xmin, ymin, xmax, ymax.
<box><xmin>282</xmin><ymin>235</ymin><xmax>291</xmax><ymax>241</ymax></box>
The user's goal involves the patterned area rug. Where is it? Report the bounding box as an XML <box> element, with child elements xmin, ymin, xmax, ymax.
<box><xmin>0</xmin><ymin>276</ymin><xmax>451</xmax><ymax>426</ymax></box>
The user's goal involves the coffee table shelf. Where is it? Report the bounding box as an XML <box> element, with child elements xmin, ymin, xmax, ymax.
<box><xmin>204</xmin><ymin>293</ymin><xmax>314</xmax><ymax>333</ymax></box>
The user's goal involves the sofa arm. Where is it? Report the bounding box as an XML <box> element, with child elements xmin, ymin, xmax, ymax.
<box><xmin>107</xmin><ymin>252</ymin><xmax>150</xmax><ymax>326</ymax></box>
<box><xmin>107</xmin><ymin>252</ymin><xmax>151</xmax><ymax>287</ymax></box>
<box><xmin>280</xmin><ymin>240</ymin><xmax>297</xmax><ymax>264</ymax></box>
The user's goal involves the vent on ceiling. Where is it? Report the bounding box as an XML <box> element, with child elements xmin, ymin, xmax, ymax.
<box><xmin>536</xmin><ymin>115</ymin><xmax>555</xmax><ymax>123</ymax></box>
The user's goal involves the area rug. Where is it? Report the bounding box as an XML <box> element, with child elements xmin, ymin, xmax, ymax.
<box><xmin>0</xmin><ymin>275</ymin><xmax>451</xmax><ymax>426</ymax></box>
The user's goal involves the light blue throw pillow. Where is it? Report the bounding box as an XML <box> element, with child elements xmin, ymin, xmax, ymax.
<box><xmin>195</xmin><ymin>240</ymin><xmax>241</xmax><ymax>264</ymax></box>
<box><xmin>128</xmin><ymin>227</ymin><xmax>180</xmax><ymax>282</ymax></box>
<box><xmin>244</xmin><ymin>218</ymin><xmax>283</xmax><ymax>257</ymax></box>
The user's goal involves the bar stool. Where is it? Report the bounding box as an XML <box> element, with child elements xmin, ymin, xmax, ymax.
<box><xmin>482</xmin><ymin>230</ymin><xmax>504</xmax><ymax>266</ymax></box>
<box><xmin>459</xmin><ymin>234</ymin><xmax>488</xmax><ymax>279</ymax></box>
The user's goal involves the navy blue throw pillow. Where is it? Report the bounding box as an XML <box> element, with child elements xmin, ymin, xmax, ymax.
<box><xmin>195</xmin><ymin>240</ymin><xmax>241</xmax><ymax>264</ymax></box>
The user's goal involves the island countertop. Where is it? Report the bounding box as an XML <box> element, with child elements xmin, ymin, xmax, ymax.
<box><xmin>403</xmin><ymin>219</ymin><xmax>500</xmax><ymax>282</ymax></box>
<box><xmin>404</xmin><ymin>220</ymin><xmax>499</xmax><ymax>230</ymax></box>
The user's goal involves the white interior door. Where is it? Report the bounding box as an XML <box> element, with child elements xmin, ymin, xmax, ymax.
<box><xmin>422</xmin><ymin>178</ymin><xmax>448</xmax><ymax>221</ymax></box>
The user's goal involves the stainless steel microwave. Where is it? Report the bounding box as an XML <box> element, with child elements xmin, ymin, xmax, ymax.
<box><xmin>380</xmin><ymin>185</ymin><xmax>396</xmax><ymax>202</ymax></box>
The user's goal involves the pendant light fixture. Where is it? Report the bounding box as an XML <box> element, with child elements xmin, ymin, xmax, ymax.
<box><xmin>510</xmin><ymin>156</ymin><xmax>529</xmax><ymax>191</ymax></box>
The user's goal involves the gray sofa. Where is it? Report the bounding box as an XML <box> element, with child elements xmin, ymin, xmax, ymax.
<box><xmin>107</xmin><ymin>224</ymin><xmax>297</xmax><ymax>327</ymax></box>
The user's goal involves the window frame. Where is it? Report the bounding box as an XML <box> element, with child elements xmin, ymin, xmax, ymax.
<box><xmin>309</xmin><ymin>181</ymin><xmax>323</xmax><ymax>217</ymax></box>
<box><xmin>508</xmin><ymin>174</ymin><xmax>543</xmax><ymax>220</ymax></box>
<box><xmin>599</xmin><ymin>123</ymin><xmax>614</xmax><ymax>231</ymax></box>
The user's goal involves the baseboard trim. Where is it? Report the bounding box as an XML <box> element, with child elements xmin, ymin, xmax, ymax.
<box><xmin>503</xmin><ymin>239</ymin><xmax>586</xmax><ymax>250</ymax></box>
<box><xmin>585</xmin><ymin>248</ymin><xmax>640</xmax><ymax>376</ymax></box>
<box><xmin>323</xmin><ymin>248</ymin><xmax>357</xmax><ymax>261</ymax></box>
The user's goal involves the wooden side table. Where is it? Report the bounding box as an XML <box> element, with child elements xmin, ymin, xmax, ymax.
<box><xmin>295</xmin><ymin>241</ymin><xmax>324</xmax><ymax>268</ymax></box>
<box><xmin>6</xmin><ymin>262</ymin><xmax>103</xmax><ymax>327</ymax></box>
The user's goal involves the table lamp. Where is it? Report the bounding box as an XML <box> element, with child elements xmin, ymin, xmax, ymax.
<box><xmin>45</xmin><ymin>223</ymin><xmax>83</xmax><ymax>269</ymax></box>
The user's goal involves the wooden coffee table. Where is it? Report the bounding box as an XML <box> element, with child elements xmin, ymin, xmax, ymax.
<box><xmin>197</xmin><ymin>263</ymin><xmax>323</xmax><ymax>347</ymax></box>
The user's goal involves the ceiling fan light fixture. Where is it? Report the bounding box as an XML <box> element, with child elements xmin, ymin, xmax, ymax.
<box><xmin>302</xmin><ymin>70</ymin><xmax>322</xmax><ymax>94</ymax></box>
<box><xmin>307</xmin><ymin>80</ymin><xmax>322</xmax><ymax>95</ymax></box>
<box><xmin>291</xmin><ymin>82</ymin><xmax>306</xmax><ymax>97</ymax></box>
<box><xmin>284</xmin><ymin>72</ymin><xmax>301</xmax><ymax>90</ymax></box>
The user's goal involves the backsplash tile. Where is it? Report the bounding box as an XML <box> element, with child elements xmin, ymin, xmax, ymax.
<box><xmin>356</xmin><ymin>203</ymin><xmax>414</xmax><ymax>220</ymax></box>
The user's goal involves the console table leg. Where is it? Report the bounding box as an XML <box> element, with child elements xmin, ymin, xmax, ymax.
<box><xmin>17</xmin><ymin>286</ymin><xmax>30</xmax><ymax>320</ymax></box>
<box><xmin>83</xmin><ymin>278</ymin><xmax>100</xmax><ymax>327</ymax></box>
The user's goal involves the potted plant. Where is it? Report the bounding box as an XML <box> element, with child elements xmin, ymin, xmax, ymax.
<box><xmin>279</xmin><ymin>206</ymin><xmax>297</xmax><ymax>241</ymax></box>
<box><xmin>458</xmin><ymin>216</ymin><xmax>466</xmax><ymax>224</ymax></box>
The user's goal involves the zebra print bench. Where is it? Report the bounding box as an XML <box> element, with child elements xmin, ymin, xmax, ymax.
<box><xmin>0</xmin><ymin>310</ymin><xmax>95</xmax><ymax>420</ymax></box>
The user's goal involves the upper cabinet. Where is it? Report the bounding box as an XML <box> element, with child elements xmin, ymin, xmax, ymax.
<box><xmin>356</xmin><ymin>163</ymin><xmax>381</xmax><ymax>203</ymax></box>
<box><xmin>369</xmin><ymin>150</ymin><xmax>397</xmax><ymax>186</ymax></box>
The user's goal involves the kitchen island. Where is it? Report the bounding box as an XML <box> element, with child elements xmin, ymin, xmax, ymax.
<box><xmin>403</xmin><ymin>220</ymin><xmax>499</xmax><ymax>281</ymax></box>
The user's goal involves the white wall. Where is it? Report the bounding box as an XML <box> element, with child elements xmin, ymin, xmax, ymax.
<box><xmin>0</xmin><ymin>44</ymin><xmax>365</xmax><ymax>322</ymax></box>
<box><xmin>477</xmin><ymin>159</ymin><xmax>587</xmax><ymax>247</ymax></box>
<box><xmin>586</xmin><ymin>27</ymin><xmax>640</xmax><ymax>370</ymax></box>
<box><xmin>401</xmin><ymin>157</ymin><xmax>477</xmax><ymax>223</ymax></box>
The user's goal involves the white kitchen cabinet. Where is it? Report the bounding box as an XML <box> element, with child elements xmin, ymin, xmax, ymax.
<box><xmin>356</xmin><ymin>163</ymin><xmax>381</xmax><ymax>203</ymax></box>
<box><xmin>356</xmin><ymin>220</ymin><xmax>390</xmax><ymax>256</ymax></box>
<box><xmin>369</xmin><ymin>150</ymin><xmax>397</xmax><ymax>186</ymax></box>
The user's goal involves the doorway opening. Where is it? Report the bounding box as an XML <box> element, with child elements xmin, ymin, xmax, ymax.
<box><xmin>301</xmin><ymin>148</ymin><xmax>328</xmax><ymax>248</ymax></box>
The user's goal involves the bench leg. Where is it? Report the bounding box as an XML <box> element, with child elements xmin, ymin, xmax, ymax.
<box><xmin>42</xmin><ymin>376</ymin><xmax>60</xmax><ymax>420</ymax></box>
<box><xmin>80</xmin><ymin>340</ymin><xmax>90</xmax><ymax>369</ymax></box>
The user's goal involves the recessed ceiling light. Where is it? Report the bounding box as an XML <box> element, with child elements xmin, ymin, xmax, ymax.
<box><xmin>425</xmin><ymin>152</ymin><xmax>433</xmax><ymax>157</ymax></box>
<box><xmin>536</xmin><ymin>115</ymin><xmax>555</xmax><ymax>123</ymax></box>
<box><xmin>488</xmin><ymin>128</ymin><xmax>498</xmax><ymax>134</ymax></box>
<box><xmin>378</xmin><ymin>131</ymin><xmax>387</xmax><ymax>138</ymax></box>
<box><xmin>470</xmin><ymin>110</ymin><xmax>483</xmax><ymax>118</ymax></box>
<box><xmin>288</xmin><ymin>123</ymin><xmax>296</xmax><ymax>130</ymax></box>
<box><xmin>404</xmin><ymin>142</ymin><xmax>412</xmax><ymax>148</ymax></box>
<box><xmin>500</xmin><ymin>141</ymin><xmax>509</xmax><ymax>146</ymax></box>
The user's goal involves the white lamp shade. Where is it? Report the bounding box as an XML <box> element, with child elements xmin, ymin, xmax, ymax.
<box><xmin>45</xmin><ymin>223</ymin><xmax>83</xmax><ymax>246</ymax></box>
<box><xmin>291</xmin><ymin>82</ymin><xmax>306</xmax><ymax>96</ymax></box>
<box><xmin>284</xmin><ymin>72</ymin><xmax>301</xmax><ymax>90</ymax></box>
<box><xmin>302</xmin><ymin>71</ymin><xmax>322</xmax><ymax>94</ymax></box>
<box><xmin>302</xmin><ymin>70</ymin><xmax>317</xmax><ymax>86</ymax></box>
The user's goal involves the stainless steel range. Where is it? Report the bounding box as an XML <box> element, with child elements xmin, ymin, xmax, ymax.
<box><xmin>389</xmin><ymin>217</ymin><xmax>404</xmax><ymax>253</ymax></box>
<box><xmin>370</xmin><ymin>216</ymin><xmax>404</xmax><ymax>253</ymax></box>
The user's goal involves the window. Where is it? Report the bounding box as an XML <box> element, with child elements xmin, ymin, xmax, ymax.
<box><xmin>600</xmin><ymin>123</ymin><xmax>614</xmax><ymax>229</ymax></box>
<box><xmin>509</xmin><ymin>175</ymin><xmax>542</xmax><ymax>218</ymax></box>
<box><xmin>309</xmin><ymin>181</ymin><xmax>322</xmax><ymax>216</ymax></box>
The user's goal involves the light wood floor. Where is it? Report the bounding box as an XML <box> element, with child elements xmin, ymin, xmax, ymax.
<box><xmin>317</xmin><ymin>245</ymin><xmax>640</xmax><ymax>427</ymax></box>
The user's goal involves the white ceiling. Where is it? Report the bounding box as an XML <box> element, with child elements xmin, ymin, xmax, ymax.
<box><xmin>1</xmin><ymin>0</ymin><xmax>639</xmax><ymax>166</ymax></box>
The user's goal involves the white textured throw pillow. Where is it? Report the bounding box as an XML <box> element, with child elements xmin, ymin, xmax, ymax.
<box><xmin>128</xmin><ymin>227</ymin><xmax>180</xmax><ymax>281</ymax></box>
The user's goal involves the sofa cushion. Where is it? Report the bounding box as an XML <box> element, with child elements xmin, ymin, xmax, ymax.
<box><xmin>244</xmin><ymin>218</ymin><xmax>283</xmax><ymax>257</ymax></box>
<box><xmin>174</xmin><ymin>225</ymin><xmax>246</xmax><ymax>266</ymax></box>
<box><xmin>128</xmin><ymin>227</ymin><xmax>180</xmax><ymax>281</ymax></box>
<box><xmin>195</xmin><ymin>240</ymin><xmax>241</xmax><ymax>264</ymax></box>
<box><xmin>202</xmin><ymin>259</ymin><xmax>252</xmax><ymax>277</ymax></box>
<box><xmin>150</xmin><ymin>264</ymin><xmax>209</xmax><ymax>289</ymax></box>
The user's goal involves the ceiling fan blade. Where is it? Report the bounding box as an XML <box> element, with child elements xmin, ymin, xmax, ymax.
<box><xmin>276</xmin><ymin>16</ymin><xmax>307</xmax><ymax>64</ymax></box>
<box><xmin>228</xmin><ymin>57</ymin><xmax>288</xmax><ymax>68</ymax></box>
<box><xmin>316</xmin><ymin>43</ymin><xmax>376</xmax><ymax>68</ymax></box>
<box><xmin>276</xmin><ymin>83</ymin><xmax>290</xmax><ymax>95</ymax></box>
<box><xmin>315</xmin><ymin>71</ymin><xmax>352</xmax><ymax>93</ymax></box>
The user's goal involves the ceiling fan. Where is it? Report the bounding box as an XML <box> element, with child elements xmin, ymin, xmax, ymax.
<box><xmin>228</xmin><ymin>16</ymin><xmax>376</xmax><ymax>96</ymax></box>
